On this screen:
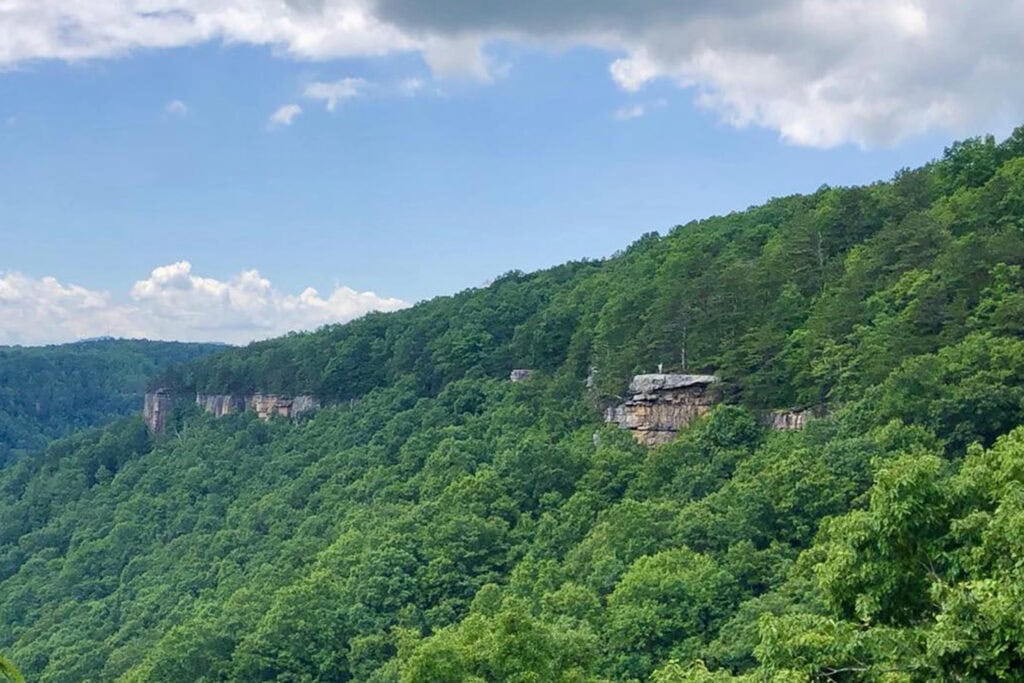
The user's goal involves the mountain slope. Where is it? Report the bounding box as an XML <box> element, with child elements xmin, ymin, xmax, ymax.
<box><xmin>0</xmin><ymin>340</ymin><xmax>224</xmax><ymax>464</ymax></box>
<box><xmin>4</xmin><ymin>130</ymin><xmax>1024</xmax><ymax>681</ymax></box>
<box><xmin>169</xmin><ymin>129</ymin><xmax>1024</xmax><ymax>420</ymax></box>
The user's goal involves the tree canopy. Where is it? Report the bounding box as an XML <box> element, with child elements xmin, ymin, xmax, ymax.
<box><xmin>0</xmin><ymin>339</ymin><xmax>222</xmax><ymax>465</ymax></box>
<box><xmin>4</xmin><ymin>129</ymin><xmax>1024</xmax><ymax>681</ymax></box>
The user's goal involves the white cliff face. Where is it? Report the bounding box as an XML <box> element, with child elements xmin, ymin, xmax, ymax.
<box><xmin>758</xmin><ymin>408</ymin><xmax>817</xmax><ymax>431</ymax></box>
<box><xmin>195</xmin><ymin>393</ymin><xmax>320</xmax><ymax>421</ymax></box>
<box><xmin>196</xmin><ymin>394</ymin><xmax>247</xmax><ymax>417</ymax></box>
<box><xmin>509</xmin><ymin>369</ymin><xmax>533</xmax><ymax>382</ymax></box>
<box><xmin>290</xmin><ymin>395</ymin><xmax>320</xmax><ymax>415</ymax></box>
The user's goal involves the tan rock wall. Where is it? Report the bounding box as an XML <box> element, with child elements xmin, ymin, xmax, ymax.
<box><xmin>605</xmin><ymin>374</ymin><xmax>721</xmax><ymax>446</ymax></box>
<box><xmin>151</xmin><ymin>391</ymin><xmax>321</xmax><ymax>429</ymax></box>
<box><xmin>143</xmin><ymin>391</ymin><xmax>173</xmax><ymax>434</ymax></box>
<box><xmin>248</xmin><ymin>394</ymin><xmax>320</xmax><ymax>421</ymax></box>
<box><xmin>196</xmin><ymin>394</ymin><xmax>247</xmax><ymax>417</ymax></box>
<box><xmin>196</xmin><ymin>393</ymin><xmax>320</xmax><ymax>421</ymax></box>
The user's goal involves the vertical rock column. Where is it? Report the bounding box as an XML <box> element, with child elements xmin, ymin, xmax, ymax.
<box><xmin>143</xmin><ymin>390</ymin><xmax>173</xmax><ymax>435</ymax></box>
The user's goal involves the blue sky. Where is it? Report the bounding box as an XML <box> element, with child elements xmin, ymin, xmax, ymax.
<box><xmin>1</xmin><ymin>1</ymin><xmax>1021</xmax><ymax>344</ymax></box>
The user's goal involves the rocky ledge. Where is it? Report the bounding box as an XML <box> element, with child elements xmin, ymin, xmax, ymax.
<box><xmin>605</xmin><ymin>373</ymin><xmax>822</xmax><ymax>446</ymax></box>
<box><xmin>145</xmin><ymin>390</ymin><xmax>320</xmax><ymax>434</ymax></box>
<box><xmin>604</xmin><ymin>374</ymin><xmax>722</xmax><ymax>446</ymax></box>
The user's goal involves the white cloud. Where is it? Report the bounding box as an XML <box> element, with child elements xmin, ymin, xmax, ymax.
<box><xmin>165</xmin><ymin>99</ymin><xmax>188</xmax><ymax>116</ymax></box>
<box><xmin>303</xmin><ymin>76</ymin><xmax>432</xmax><ymax>106</ymax></box>
<box><xmin>421</xmin><ymin>34</ymin><xmax>494</xmax><ymax>81</ymax></box>
<box><xmin>609</xmin><ymin>50</ymin><xmax>662</xmax><ymax>93</ymax></box>
<box><xmin>397</xmin><ymin>77</ymin><xmax>425</xmax><ymax>97</ymax></box>
<box><xmin>0</xmin><ymin>261</ymin><xmax>408</xmax><ymax>345</ymax></box>
<box><xmin>613</xmin><ymin>99</ymin><xmax>665</xmax><ymax>121</ymax></box>
<box><xmin>613</xmin><ymin>104</ymin><xmax>646</xmax><ymax>121</ymax></box>
<box><xmin>269</xmin><ymin>103</ymin><xmax>303</xmax><ymax>127</ymax></box>
<box><xmin>0</xmin><ymin>1</ymin><xmax>415</xmax><ymax>66</ymax></box>
<box><xmin>2</xmin><ymin>1</ymin><xmax>1024</xmax><ymax>146</ymax></box>
<box><xmin>304</xmin><ymin>78</ymin><xmax>367</xmax><ymax>110</ymax></box>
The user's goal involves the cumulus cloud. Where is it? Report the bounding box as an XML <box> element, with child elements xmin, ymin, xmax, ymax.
<box><xmin>0</xmin><ymin>1</ymin><xmax>414</xmax><ymax>66</ymax></box>
<box><xmin>304</xmin><ymin>77</ymin><xmax>367</xmax><ymax>110</ymax></box>
<box><xmin>269</xmin><ymin>103</ymin><xmax>303</xmax><ymax>127</ymax></box>
<box><xmin>0</xmin><ymin>262</ymin><xmax>408</xmax><ymax>346</ymax></box>
<box><xmin>2</xmin><ymin>1</ymin><xmax>1024</xmax><ymax>146</ymax></box>
<box><xmin>165</xmin><ymin>99</ymin><xmax>188</xmax><ymax>116</ymax></box>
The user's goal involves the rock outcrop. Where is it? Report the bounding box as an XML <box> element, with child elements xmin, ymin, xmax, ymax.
<box><xmin>757</xmin><ymin>408</ymin><xmax>819</xmax><ymax>431</ymax></box>
<box><xmin>196</xmin><ymin>394</ymin><xmax>248</xmax><ymax>417</ymax></box>
<box><xmin>147</xmin><ymin>391</ymin><xmax>321</xmax><ymax>433</ymax></box>
<box><xmin>509</xmin><ymin>369</ymin><xmax>534</xmax><ymax>383</ymax></box>
<box><xmin>289</xmin><ymin>394</ymin><xmax>320</xmax><ymax>415</ymax></box>
<box><xmin>605</xmin><ymin>374</ymin><xmax>721</xmax><ymax>446</ymax></box>
<box><xmin>249</xmin><ymin>394</ymin><xmax>320</xmax><ymax>420</ymax></box>
<box><xmin>143</xmin><ymin>389</ymin><xmax>173</xmax><ymax>435</ymax></box>
<box><xmin>195</xmin><ymin>393</ymin><xmax>320</xmax><ymax>421</ymax></box>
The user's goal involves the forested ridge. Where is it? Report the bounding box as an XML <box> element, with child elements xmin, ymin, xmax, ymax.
<box><xmin>0</xmin><ymin>340</ymin><xmax>223</xmax><ymax>465</ymax></box>
<box><xmin>4</xmin><ymin>130</ymin><xmax>1024</xmax><ymax>681</ymax></box>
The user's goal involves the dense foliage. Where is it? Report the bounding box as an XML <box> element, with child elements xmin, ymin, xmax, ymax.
<box><xmin>167</xmin><ymin>130</ymin><xmax>1024</xmax><ymax>417</ymax></box>
<box><xmin>4</xmin><ymin>129</ymin><xmax>1024</xmax><ymax>681</ymax></box>
<box><xmin>0</xmin><ymin>340</ymin><xmax>223</xmax><ymax>464</ymax></box>
<box><xmin>0</xmin><ymin>656</ymin><xmax>23</xmax><ymax>683</ymax></box>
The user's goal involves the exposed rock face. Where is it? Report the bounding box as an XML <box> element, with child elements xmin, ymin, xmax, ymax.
<box><xmin>196</xmin><ymin>394</ymin><xmax>247</xmax><ymax>417</ymax></box>
<box><xmin>510</xmin><ymin>369</ymin><xmax>533</xmax><ymax>382</ymax></box>
<box><xmin>758</xmin><ymin>408</ymin><xmax>816</xmax><ymax>431</ymax></box>
<box><xmin>188</xmin><ymin>392</ymin><xmax>321</xmax><ymax>422</ymax></box>
<box><xmin>143</xmin><ymin>389</ymin><xmax>173</xmax><ymax>435</ymax></box>
<box><xmin>246</xmin><ymin>394</ymin><xmax>320</xmax><ymax>421</ymax></box>
<box><xmin>605</xmin><ymin>374</ymin><xmax>721</xmax><ymax>446</ymax></box>
<box><xmin>289</xmin><ymin>395</ymin><xmax>320</xmax><ymax>415</ymax></box>
<box><xmin>628</xmin><ymin>374</ymin><xmax>720</xmax><ymax>395</ymax></box>
<box><xmin>250</xmin><ymin>394</ymin><xmax>318</xmax><ymax>420</ymax></box>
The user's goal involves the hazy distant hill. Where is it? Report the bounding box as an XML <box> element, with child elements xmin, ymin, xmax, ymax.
<box><xmin>0</xmin><ymin>339</ymin><xmax>224</xmax><ymax>463</ymax></box>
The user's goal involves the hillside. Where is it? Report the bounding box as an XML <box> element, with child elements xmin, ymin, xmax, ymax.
<box><xmin>0</xmin><ymin>340</ymin><xmax>224</xmax><ymax>465</ymax></box>
<box><xmin>3</xmin><ymin>129</ymin><xmax>1024</xmax><ymax>681</ymax></box>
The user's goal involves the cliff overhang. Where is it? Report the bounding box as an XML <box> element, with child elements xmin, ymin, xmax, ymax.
<box><xmin>604</xmin><ymin>374</ymin><xmax>722</xmax><ymax>446</ymax></box>
<box><xmin>604</xmin><ymin>373</ymin><xmax>822</xmax><ymax>445</ymax></box>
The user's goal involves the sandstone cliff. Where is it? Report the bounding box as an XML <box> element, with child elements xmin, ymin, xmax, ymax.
<box><xmin>196</xmin><ymin>393</ymin><xmax>320</xmax><ymax>421</ymax></box>
<box><xmin>196</xmin><ymin>394</ymin><xmax>247</xmax><ymax>417</ymax></box>
<box><xmin>143</xmin><ymin>390</ymin><xmax>172</xmax><ymax>435</ymax></box>
<box><xmin>604</xmin><ymin>374</ymin><xmax>721</xmax><ymax>446</ymax></box>
<box><xmin>249</xmin><ymin>394</ymin><xmax>320</xmax><ymax>420</ymax></box>
<box><xmin>605</xmin><ymin>374</ymin><xmax>821</xmax><ymax>445</ymax></box>
<box><xmin>145</xmin><ymin>391</ymin><xmax>320</xmax><ymax>434</ymax></box>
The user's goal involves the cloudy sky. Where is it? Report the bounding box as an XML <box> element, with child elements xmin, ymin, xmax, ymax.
<box><xmin>2</xmin><ymin>0</ymin><xmax>1023</xmax><ymax>344</ymax></box>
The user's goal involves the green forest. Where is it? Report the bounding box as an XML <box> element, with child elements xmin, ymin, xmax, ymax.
<box><xmin>4</xmin><ymin>129</ymin><xmax>1024</xmax><ymax>681</ymax></box>
<box><xmin>0</xmin><ymin>340</ymin><xmax>223</xmax><ymax>465</ymax></box>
